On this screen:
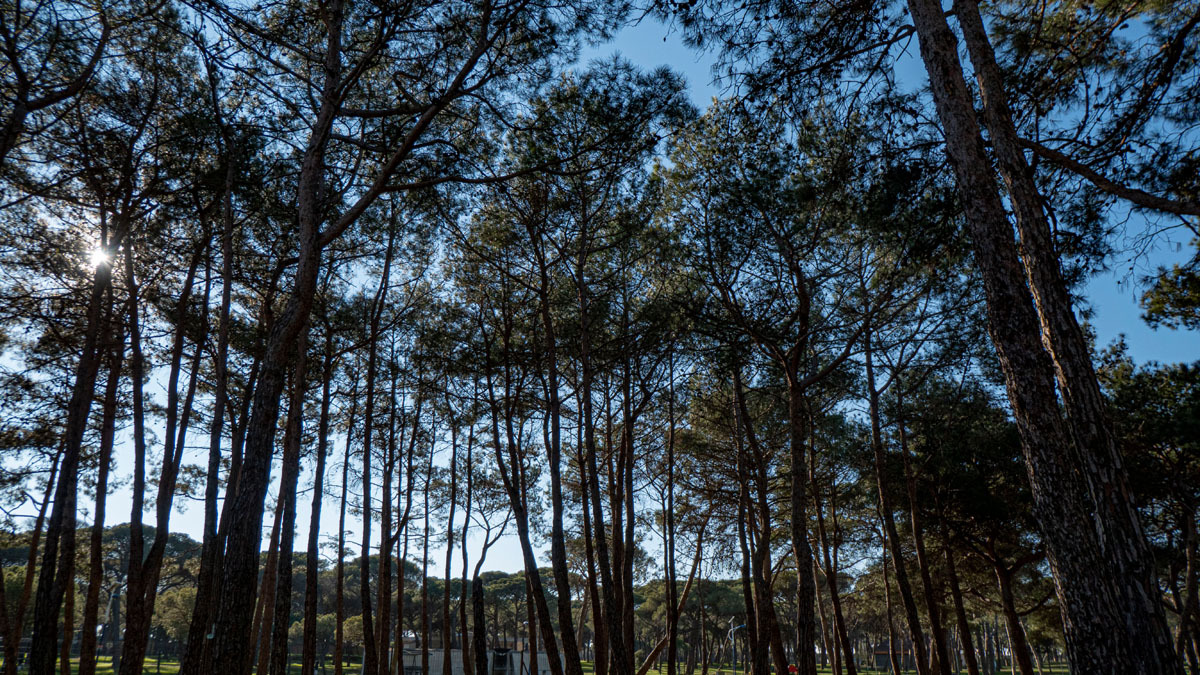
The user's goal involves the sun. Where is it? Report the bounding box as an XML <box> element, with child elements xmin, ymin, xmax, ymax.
<box><xmin>89</xmin><ymin>247</ymin><xmax>109</xmax><ymax>269</ymax></box>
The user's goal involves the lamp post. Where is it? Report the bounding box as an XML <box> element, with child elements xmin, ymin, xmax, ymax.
<box><xmin>726</xmin><ymin>623</ymin><xmax>745</xmax><ymax>675</ymax></box>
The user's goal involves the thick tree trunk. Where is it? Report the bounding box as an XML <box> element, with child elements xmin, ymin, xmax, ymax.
<box><xmin>952</xmin><ymin>4</ymin><xmax>1180</xmax><ymax>672</ymax></box>
<box><xmin>904</xmin><ymin>0</ymin><xmax>1180</xmax><ymax>672</ymax></box>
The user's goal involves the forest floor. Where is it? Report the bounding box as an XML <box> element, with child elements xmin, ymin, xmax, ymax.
<box><xmin>47</xmin><ymin>657</ymin><xmax>1073</xmax><ymax>675</ymax></box>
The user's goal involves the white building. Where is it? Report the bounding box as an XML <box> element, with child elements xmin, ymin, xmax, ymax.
<box><xmin>399</xmin><ymin>648</ymin><xmax>557</xmax><ymax>675</ymax></box>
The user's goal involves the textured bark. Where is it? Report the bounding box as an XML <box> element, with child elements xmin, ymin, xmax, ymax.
<box><xmin>303</xmin><ymin>340</ymin><xmax>337</xmax><ymax>675</ymax></box>
<box><xmin>864</xmin><ymin>338</ymin><xmax>928</xmax><ymax>675</ymax></box>
<box><xmin>898</xmin><ymin>408</ymin><xmax>951</xmax><ymax>675</ymax></box>
<box><xmin>79</xmin><ymin>299</ymin><xmax>122</xmax><ymax>675</ymax></box>
<box><xmin>953</xmin><ymin>3</ymin><xmax>1180</xmax><ymax>672</ymax></box>
<box><xmin>905</xmin><ymin>0</ymin><xmax>1180</xmax><ymax>671</ymax></box>
<box><xmin>270</xmin><ymin>334</ymin><xmax>308</xmax><ymax>675</ymax></box>
<box><xmin>940</xmin><ymin>532</ymin><xmax>979</xmax><ymax>675</ymax></box>
<box><xmin>207</xmin><ymin>0</ymin><xmax>342</xmax><ymax>669</ymax></box>
<box><xmin>28</xmin><ymin>223</ymin><xmax>124</xmax><ymax>675</ymax></box>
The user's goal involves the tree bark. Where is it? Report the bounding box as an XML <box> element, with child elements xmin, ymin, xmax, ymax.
<box><xmin>303</xmin><ymin>338</ymin><xmax>338</xmax><ymax>675</ymax></box>
<box><xmin>28</xmin><ymin>221</ymin><xmax>126</xmax><ymax>675</ymax></box>
<box><xmin>79</xmin><ymin>299</ymin><xmax>122</xmax><ymax>675</ymax></box>
<box><xmin>952</xmin><ymin>4</ymin><xmax>1180</xmax><ymax>671</ymax></box>
<box><xmin>904</xmin><ymin>0</ymin><xmax>1180</xmax><ymax>671</ymax></box>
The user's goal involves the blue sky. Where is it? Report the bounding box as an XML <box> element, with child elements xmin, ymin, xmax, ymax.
<box><xmin>36</xmin><ymin>15</ymin><xmax>1196</xmax><ymax>582</ymax></box>
<box><xmin>587</xmin><ymin>17</ymin><xmax>1199</xmax><ymax>368</ymax></box>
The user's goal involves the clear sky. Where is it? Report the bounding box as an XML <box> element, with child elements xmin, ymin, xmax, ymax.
<box><xmin>68</xmin><ymin>16</ymin><xmax>1200</xmax><ymax>582</ymax></box>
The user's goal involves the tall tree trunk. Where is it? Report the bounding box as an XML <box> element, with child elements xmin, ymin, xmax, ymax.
<box><xmin>208</xmin><ymin>1</ymin><xmax>344</xmax><ymax>669</ymax></box>
<box><xmin>443</xmin><ymin>412</ymin><xmax>461</xmax><ymax>675</ymax></box>
<box><xmin>880</xmin><ymin>519</ymin><xmax>901</xmax><ymax>675</ymax></box>
<box><xmin>61</xmin><ymin>571</ymin><xmax>75</xmax><ymax>674</ymax></box>
<box><xmin>863</xmin><ymin>336</ymin><xmax>928</xmax><ymax>675</ymax></box>
<box><xmin>578</xmin><ymin>271</ymin><xmax>631</xmax><ymax>675</ymax></box>
<box><xmin>28</xmin><ymin>217</ymin><xmax>126</xmax><ymax>675</ymax></box>
<box><xmin>360</xmin><ymin>224</ymin><xmax>398</xmax><ymax>675</ymax></box>
<box><xmin>303</xmin><ymin>339</ymin><xmax>339</xmax><ymax>675</ymax></box>
<box><xmin>940</xmin><ymin>529</ymin><xmax>980</xmax><ymax>675</ymax></box>
<box><xmin>182</xmin><ymin>64</ymin><xmax>237</xmax><ymax>675</ymax></box>
<box><xmin>952</xmin><ymin>4</ymin><xmax>1179</xmax><ymax>672</ymax></box>
<box><xmin>897</xmin><ymin>403</ymin><xmax>951</xmax><ymax>675</ymax></box>
<box><xmin>255</xmin><ymin>493</ymin><xmax>286</xmax><ymax>675</ymax></box>
<box><xmin>79</xmin><ymin>301</ymin><xmax>122</xmax><ymax>675</ymax></box>
<box><xmin>811</xmin><ymin>448</ymin><xmax>855</xmax><ymax>675</ymax></box>
<box><xmin>904</xmin><ymin>1</ymin><xmax>1179</xmax><ymax>671</ymax></box>
<box><xmin>123</xmin><ymin>237</ymin><xmax>211</xmax><ymax>675</ymax></box>
<box><xmin>270</xmin><ymin>333</ymin><xmax>310</xmax><ymax>675</ymax></box>
<box><xmin>527</xmin><ymin>226</ymin><xmax>584</xmax><ymax>675</ymax></box>
<box><xmin>665</xmin><ymin>364</ymin><xmax>679</xmax><ymax>675</ymax></box>
<box><xmin>335</xmin><ymin>383</ymin><xmax>357</xmax><ymax>675</ymax></box>
<box><xmin>733</xmin><ymin>371</ymin><xmax>788</xmax><ymax>675</ymax></box>
<box><xmin>459</xmin><ymin>425</ymin><xmax>475</xmax><ymax>675</ymax></box>
<box><xmin>785</xmin><ymin>382</ymin><xmax>818</xmax><ymax>675</ymax></box>
<box><xmin>994</xmin><ymin>567</ymin><xmax>1034</xmax><ymax>675</ymax></box>
<box><xmin>472</xmin><ymin>573</ymin><xmax>489</xmax><ymax>675</ymax></box>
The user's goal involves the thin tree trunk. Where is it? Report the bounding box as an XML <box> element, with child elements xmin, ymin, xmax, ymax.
<box><xmin>941</xmin><ymin>530</ymin><xmax>980</xmax><ymax>675</ymax></box>
<box><xmin>304</xmin><ymin>339</ymin><xmax>339</xmax><ymax>675</ymax></box>
<box><xmin>897</xmin><ymin>402</ymin><xmax>951</xmax><ymax>675</ymax></box>
<box><xmin>270</xmin><ymin>332</ymin><xmax>310</xmax><ymax>675</ymax></box>
<box><xmin>28</xmin><ymin>217</ymin><xmax>126</xmax><ymax>675</ymax></box>
<box><xmin>864</xmin><ymin>333</ymin><xmax>928</xmax><ymax>675</ymax></box>
<box><xmin>335</xmin><ymin>383</ymin><xmax>358</xmax><ymax>675</ymax></box>
<box><xmin>79</xmin><ymin>304</ymin><xmax>122</xmax><ymax>675</ymax></box>
<box><xmin>255</xmin><ymin>494</ymin><xmax>286</xmax><ymax>675</ymax></box>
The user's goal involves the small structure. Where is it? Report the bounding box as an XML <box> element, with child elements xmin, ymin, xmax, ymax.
<box><xmin>400</xmin><ymin>648</ymin><xmax>556</xmax><ymax>675</ymax></box>
<box><xmin>871</xmin><ymin>640</ymin><xmax>916</xmax><ymax>671</ymax></box>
